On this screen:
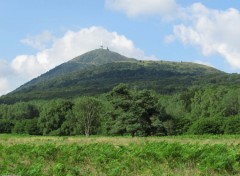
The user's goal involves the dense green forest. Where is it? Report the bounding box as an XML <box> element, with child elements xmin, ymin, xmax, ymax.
<box><xmin>0</xmin><ymin>84</ymin><xmax>239</xmax><ymax>136</ymax></box>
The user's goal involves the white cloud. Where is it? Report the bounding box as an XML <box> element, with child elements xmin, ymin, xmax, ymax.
<box><xmin>0</xmin><ymin>59</ymin><xmax>22</xmax><ymax>96</ymax></box>
<box><xmin>105</xmin><ymin>0</ymin><xmax>177</xmax><ymax>17</ymax></box>
<box><xmin>0</xmin><ymin>77</ymin><xmax>10</xmax><ymax>96</ymax></box>
<box><xmin>0</xmin><ymin>60</ymin><xmax>11</xmax><ymax>75</ymax></box>
<box><xmin>0</xmin><ymin>60</ymin><xmax>12</xmax><ymax>95</ymax></box>
<box><xmin>107</xmin><ymin>0</ymin><xmax>240</xmax><ymax>70</ymax></box>
<box><xmin>21</xmin><ymin>31</ymin><xmax>55</xmax><ymax>50</ymax></box>
<box><xmin>172</xmin><ymin>3</ymin><xmax>240</xmax><ymax>69</ymax></box>
<box><xmin>0</xmin><ymin>26</ymin><xmax>156</xmax><ymax>96</ymax></box>
<box><xmin>11</xmin><ymin>55</ymin><xmax>46</xmax><ymax>79</ymax></box>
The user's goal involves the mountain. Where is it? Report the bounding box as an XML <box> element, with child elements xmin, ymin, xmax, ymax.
<box><xmin>16</xmin><ymin>49</ymin><xmax>135</xmax><ymax>88</ymax></box>
<box><xmin>1</xmin><ymin>49</ymin><xmax>239</xmax><ymax>103</ymax></box>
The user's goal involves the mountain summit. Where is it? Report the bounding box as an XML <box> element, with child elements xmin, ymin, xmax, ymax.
<box><xmin>28</xmin><ymin>49</ymin><xmax>136</xmax><ymax>82</ymax></box>
<box><xmin>1</xmin><ymin>49</ymin><xmax>233</xmax><ymax>103</ymax></box>
<box><xmin>70</xmin><ymin>49</ymin><xmax>135</xmax><ymax>65</ymax></box>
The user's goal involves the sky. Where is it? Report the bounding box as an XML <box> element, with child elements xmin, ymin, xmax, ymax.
<box><xmin>1</xmin><ymin>0</ymin><xmax>240</xmax><ymax>96</ymax></box>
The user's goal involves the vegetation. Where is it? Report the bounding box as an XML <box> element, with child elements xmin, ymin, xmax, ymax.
<box><xmin>1</xmin><ymin>49</ymin><xmax>240</xmax><ymax>103</ymax></box>
<box><xmin>1</xmin><ymin>46</ymin><xmax>240</xmax><ymax>175</ymax></box>
<box><xmin>0</xmin><ymin>84</ymin><xmax>240</xmax><ymax>136</ymax></box>
<box><xmin>0</xmin><ymin>135</ymin><xmax>239</xmax><ymax>176</ymax></box>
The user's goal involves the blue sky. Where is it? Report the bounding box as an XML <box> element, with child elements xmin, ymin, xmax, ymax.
<box><xmin>0</xmin><ymin>0</ymin><xmax>240</xmax><ymax>95</ymax></box>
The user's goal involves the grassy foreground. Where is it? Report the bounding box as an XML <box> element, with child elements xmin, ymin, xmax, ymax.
<box><xmin>0</xmin><ymin>135</ymin><xmax>240</xmax><ymax>176</ymax></box>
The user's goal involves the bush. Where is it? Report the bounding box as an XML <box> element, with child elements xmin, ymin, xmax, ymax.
<box><xmin>12</xmin><ymin>119</ymin><xmax>40</xmax><ymax>135</ymax></box>
<box><xmin>188</xmin><ymin>117</ymin><xmax>224</xmax><ymax>134</ymax></box>
<box><xmin>171</xmin><ymin>117</ymin><xmax>192</xmax><ymax>135</ymax></box>
<box><xmin>223</xmin><ymin>115</ymin><xmax>240</xmax><ymax>134</ymax></box>
<box><xmin>0</xmin><ymin>119</ymin><xmax>14</xmax><ymax>133</ymax></box>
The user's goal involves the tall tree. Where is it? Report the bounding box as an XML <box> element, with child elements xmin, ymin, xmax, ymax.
<box><xmin>38</xmin><ymin>100</ymin><xmax>73</xmax><ymax>135</ymax></box>
<box><xmin>108</xmin><ymin>84</ymin><xmax>168</xmax><ymax>136</ymax></box>
<box><xmin>107</xmin><ymin>84</ymin><xmax>132</xmax><ymax>135</ymax></box>
<box><xmin>74</xmin><ymin>97</ymin><xmax>102</xmax><ymax>136</ymax></box>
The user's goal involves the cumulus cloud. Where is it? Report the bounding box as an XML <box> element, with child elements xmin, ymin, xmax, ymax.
<box><xmin>13</xmin><ymin>26</ymin><xmax>156</xmax><ymax>80</ymax></box>
<box><xmin>172</xmin><ymin>3</ymin><xmax>240</xmax><ymax>69</ymax></box>
<box><xmin>0</xmin><ymin>60</ymin><xmax>11</xmax><ymax>95</ymax></box>
<box><xmin>11</xmin><ymin>55</ymin><xmax>47</xmax><ymax>79</ymax></box>
<box><xmin>0</xmin><ymin>77</ymin><xmax>10</xmax><ymax>96</ymax></box>
<box><xmin>0</xmin><ymin>26</ymin><xmax>156</xmax><ymax>96</ymax></box>
<box><xmin>105</xmin><ymin>0</ymin><xmax>177</xmax><ymax>17</ymax></box>
<box><xmin>0</xmin><ymin>60</ymin><xmax>11</xmax><ymax>76</ymax></box>
<box><xmin>106</xmin><ymin>0</ymin><xmax>240</xmax><ymax>70</ymax></box>
<box><xmin>21</xmin><ymin>31</ymin><xmax>55</xmax><ymax>50</ymax></box>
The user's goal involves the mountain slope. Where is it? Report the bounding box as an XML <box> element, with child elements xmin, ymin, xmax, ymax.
<box><xmin>15</xmin><ymin>49</ymin><xmax>135</xmax><ymax>91</ymax></box>
<box><xmin>1</xmin><ymin>49</ymin><xmax>239</xmax><ymax>103</ymax></box>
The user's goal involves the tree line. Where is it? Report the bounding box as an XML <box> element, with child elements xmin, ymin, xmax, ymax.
<box><xmin>0</xmin><ymin>84</ymin><xmax>239</xmax><ymax>136</ymax></box>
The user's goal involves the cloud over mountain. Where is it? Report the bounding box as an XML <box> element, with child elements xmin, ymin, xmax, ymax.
<box><xmin>172</xmin><ymin>3</ymin><xmax>240</xmax><ymax>69</ymax></box>
<box><xmin>106</xmin><ymin>0</ymin><xmax>240</xmax><ymax>70</ymax></box>
<box><xmin>0</xmin><ymin>26</ymin><xmax>155</xmax><ymax>96</ymax></box>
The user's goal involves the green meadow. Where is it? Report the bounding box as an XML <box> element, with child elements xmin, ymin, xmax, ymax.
<box><xmin>1</xmin><ymin>134</ymin><xmax>239</xmax><ymax>176</ymax></box>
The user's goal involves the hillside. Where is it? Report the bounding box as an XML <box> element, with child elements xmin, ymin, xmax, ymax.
<box><xmin>0</xmin><ymin>49</ymin><xmax>239</xmax><ymax>103</ymax></box>
<box><xmin>15</xmin><ymin>49</ymin><xmax>136</xmax><ymax>90</ymax></box>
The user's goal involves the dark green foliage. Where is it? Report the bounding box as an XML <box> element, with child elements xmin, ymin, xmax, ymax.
<box><xmin>12</xmin><ymin>119</ymin><xmax>40</xmax><ymax>135</ymax></box>
<box><xmin>59</xmin><ymin>111</ymin><xmax>79</xmax><ymax>136</ymax></box>
<box><xmin>0</xmin><ymin>102</ymin><xmax>39</xmax><ymax>120</ymax></box>
<box><xmin>171</xmin><ymin>117</ymin><xmax>192</xmax><ymax>135</ymax></box>
<box><xmin>107</xmin><ymin>84</ymin><xmax>134</xmax><ymax>135</ymax></box>
<box><xmin>222</xmin><ymin>89</ymin><xmax>240</xmax><ymax>116</ymax></box>
<box><xmin>151</xmin><ymin>118</ymin><xmax>167</xmax><ymax>136</ymax></box>
<box><xmin>1</xmin><ymin>83</ymin><xmax>240</xmax><ymax>136</ymax></box>
<box><xmin>223</xmin><ymin>115</ymin><xmax>240</xmax><ymax>134</ymax></box>
<box><xmin>107</xmin><ymin>84</ymin><xmax>169</xmax><ymax>136</ymax></box>
<box><xmin>38</xmin><ymin>100</ymin><xmax>73</xmax><ymax>135</ymax></box>
<box><xmin>0</xmin><ymin>119</ymin><xmax>14</xmax><ymax>133</ymax></box>
<box><xmin>188</xmin><ymin>117</ymin><xmax>224</xmax><ymax>135</ymax></box>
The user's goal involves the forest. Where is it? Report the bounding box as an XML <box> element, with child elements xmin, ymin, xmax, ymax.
<box><xmin>0</xmin><ymin>83</ymin><xmax>239</xmax><ymax>136</ymax></box>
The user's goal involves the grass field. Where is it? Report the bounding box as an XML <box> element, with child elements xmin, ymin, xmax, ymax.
<box><xmin>0</xmin><ymin>134</ymin><xmax>240</xmax><ymax>176</ymax></box>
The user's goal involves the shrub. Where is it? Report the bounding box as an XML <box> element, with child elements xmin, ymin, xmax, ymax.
<box><xmin>188</xmin><ymin>117</ymin><xmax>224</xmax><ymax>134</ymax></box>
<box><xmin>0</xmin><ymin>119</ymin><xmax>14</xmax><ymax>133</ymax></box>
<box><xmin>223</xmin><ymin>115</ymin><xmax>240</xmax><ymax>134</ymax></box>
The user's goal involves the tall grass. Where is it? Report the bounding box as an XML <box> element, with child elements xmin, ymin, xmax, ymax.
<box><xmin>0</xmin><ymin>134</ymin><xmax>239</xmax><ymax>146</ymax></box>
<box><xmin>0</xmin><ymin>138</ymin><xmax>239</xmax><ymax>175</ymax></box>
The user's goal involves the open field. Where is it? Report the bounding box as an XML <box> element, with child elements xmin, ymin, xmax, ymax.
<box><xmin>0</xmin><ymin>134</ymin><xmax>240</xmax><ymax>176</ymax></box>
<box><xmin>1</xmin><ymin>134</ymin><xmax>240</xmax><ymax>146</ymax></box>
